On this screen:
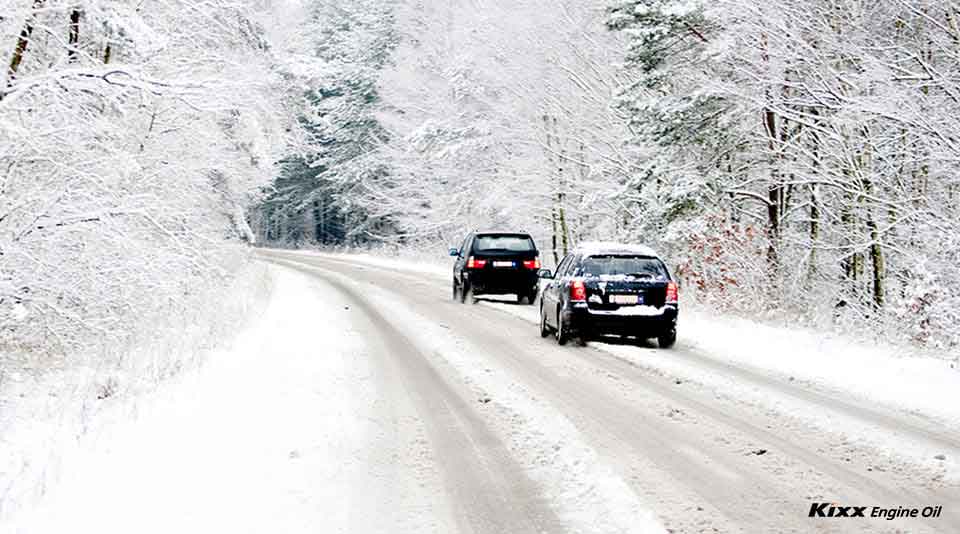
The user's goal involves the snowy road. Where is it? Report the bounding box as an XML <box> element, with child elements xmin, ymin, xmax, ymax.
<box><xmin>8</xmin><ymin>250</ymin><xmax>958</xmax><ymax>534</ymax></box>
<box><xmin>259</xmin><ymin>250</ymin><xmax>960</xmax><ymax>534</ymax></box>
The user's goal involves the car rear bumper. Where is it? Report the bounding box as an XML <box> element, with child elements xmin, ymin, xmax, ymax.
<box><xmin>465</xmin><ymin>270</ymin><xmax>539</xmax><ymax>295</ymax></box>
<box><xmin>564</xmin><ymin>304</ymin><xmax>678</xmax><ymax>337</ymax></box>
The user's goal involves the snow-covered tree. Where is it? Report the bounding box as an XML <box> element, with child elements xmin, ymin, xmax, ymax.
<box><xmin>609</xmin><ymin>0</ymin><xmax>960</xmax><ymax>345</ymax></box>
<box><xmin>252</xmin><ymin>0</ymin><xmax>399</xmax><ymax>246</ymax></box>
<box><xmin>0</xmin><ymin>0</ymin><xmax>298</xmax><ymax>351</ymax></box>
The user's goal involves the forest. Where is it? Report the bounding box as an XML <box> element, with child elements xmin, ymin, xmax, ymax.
<box><xmin>256</xmin><ymin>0</ymin><xmax>960</xmax><ymax>348</ymax></box>
<box><xmin>3</xmin><ymin>0</ymin><xmax>959</xmax><ymax>356</ymax></box>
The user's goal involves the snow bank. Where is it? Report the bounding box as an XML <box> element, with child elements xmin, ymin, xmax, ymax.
<box><xmin>485</xmin><ymin>297</ymin><xmax>960</xmax><ymax>427</ymax></box>
<box><xmin>476</xmin><ymin>289</ymin><xmax>959</xmax><ymax>425</ymax></box>
<box><xmin>0</xmin><ymin>261</ymin><xmax>272</xmax><ymax>527</ymax></box>
<box><xmin>679</xmin><ymin>309</ymin><xmax>960</xmax><ymax>425</ymax></box>
<box><xmin>3</xmin><ymin>268</ymin><xmax>327</xmax><ymax>532</ymax></box>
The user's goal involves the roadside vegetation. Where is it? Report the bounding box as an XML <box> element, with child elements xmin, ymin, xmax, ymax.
<box><xmin>256</xmin><ymin>0</ymin><xmax>960</xmax><ymax>350</ymax></box>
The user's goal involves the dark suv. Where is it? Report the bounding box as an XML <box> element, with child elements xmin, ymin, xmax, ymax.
<box><xmin>538</xmin><ymin>242</ymin><xmax>678</xmax><ymax>347</ymax></box>
<box><xmin>450</xmin><ymin>232</ymin><xmax>541</xmax><ymax>304</ymax></box>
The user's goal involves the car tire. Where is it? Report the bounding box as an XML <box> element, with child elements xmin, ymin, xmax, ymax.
<box><xmin>465</xmin><ymin>283</ymin><xmax>478</xmax><ymax>304</ymax></box>
<box><xmin>658</xmin><ymin>329</ymin><xmax>677</xmax><ymax>349</ymax></box>
<box><xmin>459</xmin><ymin>281</ymin><xmax>468</xmax><ymax>304</ymax></box>
<box><xmin>524</xmin><ymin>290</ymin><xmax>538</xmax><ymax>306</ymax></box>
<box><xmin>452</xmin><ymin>281</ymin><xmax>459</xmax><ymax>301</ymax></box>
<box><xmin>539</xmin><ymin>305</ymin><xmax>550</xmax><ymax>338</ymax></box>
<box><xmin>555</xmin><ymin>310</ymin><xmax>569</xmax><ymax>346</ymax></box>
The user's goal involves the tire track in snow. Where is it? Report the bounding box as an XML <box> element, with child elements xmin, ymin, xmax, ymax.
<box><xmin>263</xmin><ymin>250</ymin><xmax>960</xmax><ymax>533</ymax></box>
<box><xmin>282</xmin><ymin>250</ymin><xmax>960</xmax><ymax>457</ymax></box>
<box><xmin>270</xmin><ymin>258</ymin><xmax>568</xmax><ymax>534</ymax></box>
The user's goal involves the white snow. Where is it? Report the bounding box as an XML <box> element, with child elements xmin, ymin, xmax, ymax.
<box><xmin>571</xmin><ymin>241</ymin><xmax>661</xmax><ymax>258</ymax></box>
<box><xmin>287</xmin><ymin>261</ymin><xmax>668</xmax><ymax>534</ymax></box>
<box><xmin>271</xmin><ymin>250</ymin><xmax>960</xmax><ymax>436</ymax></box>
<box><xmin>480</xmin><ymin>293</ymin><xmax>960</xmax><ymax>478</ymax></box>
<box><xmin>476</xmin><ymin>286</ymin><xmax>960</xmax><ymax>430</ymax></box>
<box><xmin>679</xmin><ymin>309</ymin><xmax>960</xmax><ymax>425</ymax></box>
<box><xmin>270</xmin><ymin>248</ymin><xmax>450</xmax><ymax>280</ymax></box>
<box><xmin>1</xmin><ymin>266</ymin><xmax>445</xmax><ymax>534</ymax></box>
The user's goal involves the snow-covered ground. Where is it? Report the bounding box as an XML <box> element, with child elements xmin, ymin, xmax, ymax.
<box><xmin>297</xmin><ymin>261</ymin><xmax>666</xmax><ymax>533</ymax></box>
<box><xmin>680</xmin><ymin>311</ymin><xmax>960</xmax><ymax>421</ymax></box>
<box><xmin>259</xmin><ymin>250</ymin><xmax>960</xmax><ymax>532</ymax></box>
<box><xmin>0</xmin><ymin>262</ymin><xmax>272</xmax><ymax>525</ymax></box>
<box><xmin>482</xmin><ymin>296</ymin><xmax>960</xmax><ymax>433</ymax></box>
<box><xmin>281</xmin><ymin>249</ymin><xmax>960</xmax><ymax>481</ymax></box>
<box><xmin>2</xmin><ymin>266</ymin><xmax>448</xmax><ymax>533</ymax></box>
<box><xmin>298</xmin><ymin>249</ymin><xmax>960</xmax><ymax>431</ymax></box>
<box><xmin>5</xmin><ymin>250</ymin><xmax>959</xmax><ymax>533</ymax></box>
<box><xmin>2</xmin><ymin>263</ymin><xmax>666</xmax><ymax>534</ymax></box>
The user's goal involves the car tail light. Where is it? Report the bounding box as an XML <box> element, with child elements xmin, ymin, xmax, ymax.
<box><xmin>467</xmin><ymin>256</ymin><xmax>487</xmax><ymax>269</ymax></box>
<box><xmin>522</xmin><ymin>259</ymin><xmax>541</xmax><ymax>269</ymax></box>
<box><xmin>666</xmin><ymin>281</ymin><xmax>678</xmax><ymax>304</ymax></box>
<box><xmin>570</xmin><ymin>280</ymin><xmax>587</xmax><ymax>302</ymax></box>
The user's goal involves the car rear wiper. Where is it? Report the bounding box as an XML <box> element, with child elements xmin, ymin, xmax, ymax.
<box><xmin>626</xmin><ymin>272</ymin><xmax>655</xmax><ymax>280</ymax></box>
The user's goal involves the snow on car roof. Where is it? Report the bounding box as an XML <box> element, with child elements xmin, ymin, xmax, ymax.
<box><xmin>474</xmin><ymin>231</ymin><xmax>531</xmax><ymax>236</ymax></box>
<box><xmin>571</xmin><ymin>241</ymin><xmax>660</xmax><ymax>257</ymax></box>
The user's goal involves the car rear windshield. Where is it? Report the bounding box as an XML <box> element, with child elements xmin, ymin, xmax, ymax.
<box><xmin>474</xmin><ymin>235</ymin><xmax>535</xmax><ymax>252</ymax></box>
<box><xmin>578</xmin><ymin>255</ymin><xmax>667</xmax><ymax>279</ymax></box>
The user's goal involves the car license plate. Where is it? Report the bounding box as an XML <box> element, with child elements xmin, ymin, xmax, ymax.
<box><xmin>610</xmin><ymin>294</ymin><xmax>639</xmax><ymax>305</ymax></box>
<box><xmin>493</xmin><ymin>261</ymin><xmax>514</xmax><ymax>268</ymax></box>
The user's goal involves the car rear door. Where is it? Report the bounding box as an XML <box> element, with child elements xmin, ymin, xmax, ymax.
<box><xmin>471</xmin><ymin>234</ymin><xmax>537</xmax><ymax>265</ymax></box>
<box><xmin>577</xmin><ymin>255</ymin><xmax>671</xmax><ymax>310</ymax></box>
<box><xmin>469</xmin><ymin>234</ymin><xmax>539</xmax><ymax>281</ymax></box>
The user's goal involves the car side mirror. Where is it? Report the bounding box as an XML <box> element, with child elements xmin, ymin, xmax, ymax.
<box><xmin>448</xmin><ymin>247</ymin><xmax>460</xmax><ymax>257</ymax></box>
<box><xmin>537</xmin><ymin>269</ymin><xmax>554</xmax><ymax>279</ymax></box>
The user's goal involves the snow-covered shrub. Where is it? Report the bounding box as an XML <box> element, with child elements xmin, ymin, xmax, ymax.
<box><xmin>608</xmin><ymin>0</ymin><xmax>960</xmax><ymax>348</ymax></box>
<box><xmin>0</xmin><ymin>1</ymin><xmax>296</xmax><ymax>354</ymax></box>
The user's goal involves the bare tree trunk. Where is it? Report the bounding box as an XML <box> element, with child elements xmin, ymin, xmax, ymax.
<box><xmin>103</xmin><ymin>25</ymin><xmax>113</xmax><ymax>65</ymax></box>
<box><xmin>809</xmin><ymin>185</ymin><xmax>820</xmax><ymax>279</ymax></box>
<box><xmin>550</xmin><ymin>211</ymin><xmax>559</xmax><ymax>265</ymax></box>
<box><xmin>557</xmin><ymin>143</ymin><xmax>569</xmax><ymax>257</ymax></box>
<box><xmin>68</xmin><ymin>9</ymin><xmax>81</xmax><ymax>63</ymax></box>
<box><xmin>867</xmin><ymin>217</ymin><xmax>885</xmax><ymax>308</ymax></box>
<box><xmin>4</xmin><ymin>0</ymin><xmax>47</xmax><ymax>96</ymax></box>
<box><xmin>543</xmin><ymin>114</ymin><xmax>560</xmax><ymax>265</ymax></box>
<box><xmin>807</xmin><ymin>108</ymin><xmax>822</xmax><ymax>286</ymax></box>
<box><xmin>840</xmin><ymin>212</ymin><xmax>858</xmax><ymax>283</ymax></box>
<box><xmin>760</xmin><ymin>34</ymin><xmax>783</xmax><ymax>288</ymax></box>
<box><xmin>763</xmin><ymin>108</ymin><xmax>782</xmax><ymax>279</ymax></box>
<box><xmin>863</xmin><ymin>178</ymin><xmax>885</xmax><ymax>308</ymax></box>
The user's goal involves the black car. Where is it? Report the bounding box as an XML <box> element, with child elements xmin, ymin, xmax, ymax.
<box><xmin>450</xmin><ymin>232</ymin><xmax>541</xmax><ymax>304</ymax></box>
<box><xmin>538</xmin><ymin>242</ymin><xmax>678</xmax><ymax>347</ymax></box>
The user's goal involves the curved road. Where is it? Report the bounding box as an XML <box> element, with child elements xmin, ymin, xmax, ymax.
<box><xmin>259</xmin><ymin>249</ymin><xmax>960</xmax><ymax>534</ymax></box>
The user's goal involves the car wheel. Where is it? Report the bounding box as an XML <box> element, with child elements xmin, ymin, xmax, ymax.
<box><xmin>524</xmin><ymin>290</ymin><xmax>538</xmax><ymax>306</ymax></box>
<box><xmin>459</xmin><ymin>281</ymin><xmax>468</xmax><ymax>304</ymax></box>
<box><xmin>452</xmin><ymin>281</ymin><xmax>459</xmax><ymax>301</ymax></box>
<box><xmin>658</xmin><ymin>329</ymin><xmax>677</xmax><ymax>349</ymax></box>
<box><xmin>555</xmin><ymin>310</ymin><xmax>569</xmax><ymax>346</ymax></box>
<box><xmin>539</xmin><ymin>305</ymin><xmax>550</xmax><ymax>338</ymax></box>
<box><xmin>465</xmin><ymin>283</ymin><xmax>478</xmax><ymax>304</ymax></box>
